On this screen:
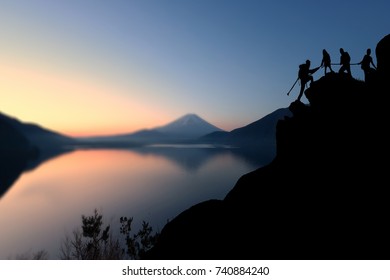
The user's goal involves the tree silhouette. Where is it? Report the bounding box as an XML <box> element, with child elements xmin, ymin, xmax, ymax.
<box><xmin>120</xmin><ymin>217</ymin><xmax>159</xmax><ymax>259</ymax></box>
<box><xmin>60</xmin><ymin>209</ymin><xmax>122</xmax><ymax>260</ymax></box>
<box><xmin>60</xmin><ymin>209</ymin><xmax>159</xmax><ymax>260</ymax></box>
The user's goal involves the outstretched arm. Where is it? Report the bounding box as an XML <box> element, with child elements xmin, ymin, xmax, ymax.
<box><xmin>309</xmin><ymin>67</ymin><xmax>320</xmax><ymax>74</ymax></box>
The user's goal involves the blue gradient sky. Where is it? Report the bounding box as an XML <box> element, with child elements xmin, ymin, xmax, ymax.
<box><xmin>0</xmin><ymin>0</ymin><xmax>389</xmax><ymax>136</ymax></box>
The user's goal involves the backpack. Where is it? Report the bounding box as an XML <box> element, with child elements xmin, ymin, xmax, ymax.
<box><xmin>298</xmin><ymin>64</ymin><xmax>306</xmax><ymax>79</ymax></box>
<box><xmin>342</xmin><ymin>52</ymin><xmax>351</xmax><ymax>64</ymax></box>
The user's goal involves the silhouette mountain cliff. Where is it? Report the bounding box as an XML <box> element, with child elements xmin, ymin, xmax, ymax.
<box><xmin>0</xmin><ymin>112</ymin><xmax>74</xmax><ymax>152</ymax></box>
<box><xmin>144</xmin><ymin>34</ymin><xmax>389</xmax><ymax>260</ymax></box>
<box><xmin>376</xmin><ymin>34</ymin><xmax>390</xmax><ymax>77</ymax></box>
<box><xmin>0</xmin><ymin>112</ymin><xmax>76</xmax><ymax>175</ymax></box>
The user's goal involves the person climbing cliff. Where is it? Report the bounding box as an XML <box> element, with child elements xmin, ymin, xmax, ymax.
<box><xmin>320</xmin><ymin>49</ymin><xmax>334</xmax><ymax>75</ymax></box>
<box><xmin>338</xmin><ymin>48</ymin><xmax>352</xmax><ymax>77</ymax></box>
<box><xmin>358</xmin><ymin>48</ymin><xmax>377</xmax><ymax>82</ymax></box>
<box><xmin>296</xmin><ymin>60</ymin><xmax>320</xmax><ymax>102</ymax></box>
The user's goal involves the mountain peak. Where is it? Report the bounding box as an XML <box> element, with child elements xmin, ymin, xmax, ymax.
<box><xmin>156</xmin><ymin>113</ymin><xmax>223</xmax><ymax>138</ymax></box>
<box><xmin>182</xmin><ymin>113</ymin><xmax>199</xmax><ymax>118</ymax></box>
<box><xmin>175</xmin><ymin>113</ymin><xmax>208</xmax><ymax>125</ymax></box>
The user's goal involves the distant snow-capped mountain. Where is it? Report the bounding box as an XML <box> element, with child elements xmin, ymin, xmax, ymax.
<box><xmin>155</xmin><ymin>113</ymin><xmax>224</xmax><ymax>138</ymax></box>
<box><xmin>77</xmin><ymin>113</ymin><xmax>224</xmax><ymax>145</ymax></box>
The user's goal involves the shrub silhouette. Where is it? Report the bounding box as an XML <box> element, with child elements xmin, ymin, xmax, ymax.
<box><xmin>120</xmin><ymin>217</ymin><xmax>159</xmax><ymax>259</ymax></box>
<box><xmin>60</xmin><ymin>209</ymin><xmax>159</xmax><ymax>260</ymax></box>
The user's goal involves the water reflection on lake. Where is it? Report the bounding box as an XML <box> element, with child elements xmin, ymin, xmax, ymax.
<box><xmin>0</xmin><ymin>146</ymin><xmax>262</xmax><ymax>259</ymax></box>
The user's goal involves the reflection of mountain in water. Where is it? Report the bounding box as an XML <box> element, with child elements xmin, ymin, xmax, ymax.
<box><xmin>1</xmin><ymin>142</ymin><xmax>274</xmax><ymax>198</ymax></box>
<box><xmin>132</xmin><ymin>145</ymin><xmax>274</xmax><ymax>172</ymax></box>
<box><xmin>1</xmin><ymin>147</ymin><xmax>74</xmax><ymax>198</ymax></box>
<box><xmin>1</xmin><ymin>109</ymin><xmax>286</xmax><ymax>195</ymax></box>
<box><xmin>133</xmin><ymin>145</ymin><xmax>230</xmax><ymax>172</ymax></box>
<box><xmin>0</xmin><ymin>156</ymin><xmax>28</xmax><ymax>198</ymax></box>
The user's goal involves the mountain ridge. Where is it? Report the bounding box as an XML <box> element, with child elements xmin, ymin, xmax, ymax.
<box><xmin>75</xmin><ymin>111</ymin><xmax>288</xmax><ymax>155</ymax></box>
<box><xmin>0</xmin><ymin>111</ymin><xmax>76</xmax><ymax>174</ymax></box>
<box><xmin>200</xmin><ymin>108</ymin><xmax>291</xmax><ymax>148</ymax></box>
<box><xmin>0</xmin><ymin>112</ymin><xmax>73</xmax><ymax>149</ymax></box>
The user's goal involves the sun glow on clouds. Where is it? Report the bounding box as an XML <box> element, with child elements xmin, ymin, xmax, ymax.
<box><xmin>0</xmin><ymin>61</ymin><xmax>167</xmax><ymax>137</ymax></box>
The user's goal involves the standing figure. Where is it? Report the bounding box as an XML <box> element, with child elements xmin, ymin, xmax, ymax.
<box><xmin>297</xmin><ymin>60</ymin><xmax>319</xmax><ymax>102</ymax></box>
<box><xmin>320</xmin><ymin>49</ymin><xmax>333</xmax><ymax>75</ymax></box>
<box><xmin>358</xmin><ymin>48</ymin><xmax>377</xmax><ymax>82</ymax></box>
<box><xmin>338</xmin><ymin>48</ymin><xmax>352</xmax><ymax>77</ymax></box>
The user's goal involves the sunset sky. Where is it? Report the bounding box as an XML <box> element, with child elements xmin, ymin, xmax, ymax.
<box><xmin>0</xmin><ymin>0</ymin><xmax>388</xmax><ymax>137</ymax></box>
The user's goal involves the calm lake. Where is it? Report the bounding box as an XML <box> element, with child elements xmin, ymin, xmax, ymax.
<box><xmin>0</xmin><ymin>146</ymin><xmax>267</xmax><ymax>259</ymax></box>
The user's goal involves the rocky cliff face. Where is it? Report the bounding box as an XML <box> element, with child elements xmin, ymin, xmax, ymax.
<box><xmin>144</xmin><ymin>34</ymin><xmax>390</xmax><ymax>260</ymax></box>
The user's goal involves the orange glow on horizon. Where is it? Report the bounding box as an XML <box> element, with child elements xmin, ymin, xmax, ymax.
<box><xmin>0</xmin><ymin>60</ymin><xmax>171</xmax><ymax>138</ymax></box>
<box><xmin>0</xmin><ymin>58</ymin><xmax>237</xmax><ymax>137</ymax></box>
<box><xmin>62</xmin><ymin>125</ymin><xmax>147</xmax><ymax>138</ymax></box>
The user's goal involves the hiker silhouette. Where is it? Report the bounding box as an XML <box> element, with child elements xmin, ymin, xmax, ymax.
<box><xmin>338</xmin><ymin>48</ymin><xmax>352</xmax><ymax>77</ymax></box>
<box><xmin>358</xmin><ymin>48</ymin><xmax>377</xmax><ymax>82</ymax></box>
<box><xmin>297</xmin><ymin>60</ymin><xmax>319</xmax><ymax>102</ymax></box>
<box><xmin>320</xmin><ymin>49</ymin><xmax>334</xmax><ymax>75</ymax></box>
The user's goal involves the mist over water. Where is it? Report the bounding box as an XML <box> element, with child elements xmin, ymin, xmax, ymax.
<box><xmin>0</xmin><ymin>147</ymin><xmax>260</xmax><ymax>259</ymax></box>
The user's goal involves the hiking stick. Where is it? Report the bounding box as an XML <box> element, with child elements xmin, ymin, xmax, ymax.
<box><xmin>287</xmin><ymin>77</ymin><xmax>299</xmax><ymax>96</ymax></box>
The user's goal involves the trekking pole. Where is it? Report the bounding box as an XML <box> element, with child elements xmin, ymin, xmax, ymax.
<box><xmin>287</xmin><ymin>77</ymin><xmax>299</xmax><ymax>96</ymax></box>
